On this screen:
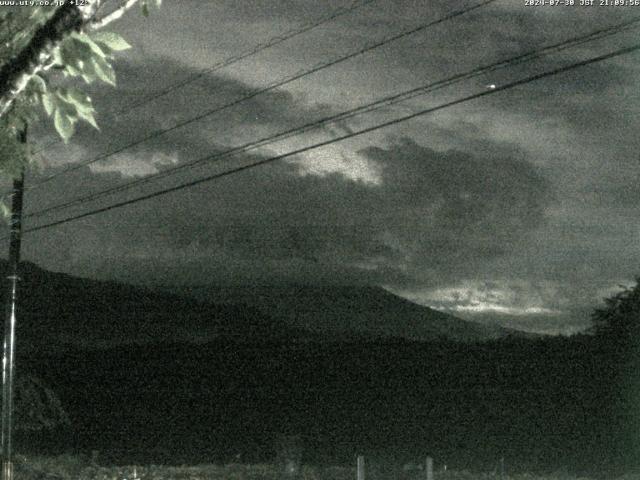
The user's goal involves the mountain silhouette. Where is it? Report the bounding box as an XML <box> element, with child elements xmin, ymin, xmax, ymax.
<box><xmin>0</xmin><ymin>261</ymin><xmax>302</xmax><ymax>350</ymax></box>
<box><xmin>0</xmin><ymin>261</ymin><xmax>518</xmax><ymax>350</ymax></box>
<box><xmin>169</xmin><ymin>284</ymin><xmax>516</xmax><ymax>341</ymax></box>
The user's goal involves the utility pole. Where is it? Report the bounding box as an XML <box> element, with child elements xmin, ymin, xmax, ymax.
<box><xmin>1</xmin><ymin>128</ymin><xmax>26</xmax><ymax>480</ymax></box>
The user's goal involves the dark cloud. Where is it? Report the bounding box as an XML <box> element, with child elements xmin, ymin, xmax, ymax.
<box><xmin>22</xmin><ymin>121</ymin><xmax>551</xmax><ymax>295</ymax></box>
<box><xmin>7</xmin><ymin>0</ymin><xmax>640</xmax><ymax>334</ymax></box>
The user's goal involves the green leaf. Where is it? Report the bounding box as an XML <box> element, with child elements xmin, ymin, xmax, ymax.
<box><xmin>78</xmin><ymin>58</ymin><xmax>97</xmax><ymax>84</ymax></box>
<box><xmin>91</xmin><ymin>56</ymin><xmax>116</xmax><ymax>86</ymax></box>
<box><xmin>55</xmin><ymin>93</ymin><xmax>79</xmax><ymax>119</ymax></box>
<box><xmin>66</xmin><ymin>37</ymin><xmax>94</xmax><ymax>63</ymax></box>
<box><xmin>91</xmin><ymin>31</ymin><xmax>131</xmax><ymax>51</ymax></box>
<box><xmin>77</xmin><ymin>108</ymin><xmax>99</xmax><ymax>130</ymax></box>
<box><xmin>141</xmin><ymin>2</ymin><xmax>149</xmax><ymax>17</ymax></box>
<box><xmin>42</xmin><ymin>92</ymin><xmax>55</xmax><ymax>117</ymax></box>
<box><xmin>53</xmin><ymin>110</ymin><xmax>75</xmax><ymax>142</ymax></box>
<box><xmin>63</xmin><ymin>88</ymin><xmax>91</xmax><ymax>109</ymax></box>
<box><xmin>65</xmin><ymin>62</ymin><xmax>82</xmax><ymax>78</ymax></box>
<box><xmin>52</xmin><ymin>46</ymin><xmax>64</xmax><ymax>67</ymax></box>
<box><xmin>62</xmin><ymin>88</ymin><xmax>99</xmax><ymax>130</ymax></box>
<box><xmin>0</xmin><ymin>201</ymin><xmax>9</xmax><ymax>220</ymax></box>
<box><xmin>70</xmin><ymin>31</ymin><xmax>107</xmax><ymax>58</ymax></box>
<box><xmin>59</xmin><ymin>43</ymin><xmax>83</xmax><ymax>73</ymax></box>
<box><xmin>28</xmin><ymin>75</ymin><xmax>46</xmax><ymax>94</ymax></box>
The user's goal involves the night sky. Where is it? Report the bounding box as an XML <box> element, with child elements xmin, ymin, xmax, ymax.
<box><xmin>5</xmin><ymin>0</ymin><xmax>640</xmax><ymax>335</ymax></box>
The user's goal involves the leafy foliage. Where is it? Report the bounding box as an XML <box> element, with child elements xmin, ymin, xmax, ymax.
<box><xmin>0</xmin><ymin>2</ymin><xmax>160</xmax><ymax>215</ymax></box>
<box><xmin>0</xmin><ymin>7</ymin><xmax>133</xmax><ymax>149</ymax></box>
<box><xmin>590</xmin><ymin>278</ymin><xmax>640</xmax><ymax>341</ymax></box>
<box><xmin>43</xmin><ymin>30</ymin><xmax>131</xmax><ymax>141</ymax></box>
<box><xmin>0</xmin><ymin>8</ymin><xmax>54</xmax><ymax>180</ymax></box>
<box><xmin>14</xmin><ymin>374</ymin><xmax>70</xmax><ymax>431</ymax></box>
<box><xmin>0</xmin><ymin>4</ymin><xmax>143</xmax><ymax>213</ymax></box>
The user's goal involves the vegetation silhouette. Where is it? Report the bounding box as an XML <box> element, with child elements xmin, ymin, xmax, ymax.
<box><xmin>591</xmin><ymin>278</ymin><xmax>640</xmax><ymax>342</ymax></box>
<box><xmin>10</xmin><ymin>274</ymin><xmax>640</xmax><ymax>476</ymax></box>
<box><xmin>588</xmin><ymin>278</ymin><xmax>640</xmax><ymax>472</ymax></box>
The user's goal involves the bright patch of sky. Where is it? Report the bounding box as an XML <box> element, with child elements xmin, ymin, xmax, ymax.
<box><xmin>401</xmin><ymin>280</ymin><xmax>566</xmax><ymax>317</ymax></box>
<box><xmin>291</xmin><ymin>146</ymin><xmax>382</xmax><ymax>185</ymax></box>
<box><xmin>89</xmin><ymin>152</ymin><xmax>179</xmax><ymax>178</ymax></box>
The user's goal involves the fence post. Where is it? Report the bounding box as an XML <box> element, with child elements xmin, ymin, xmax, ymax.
<box><xmin>357</xmin><ymin>455</ymin><xmax>365</xmax><ymax>480</ymax></box>
<box><xmin>425</xmin><ymin>457</ymin><xmax>433</xmax><ymax>480</ymax></box>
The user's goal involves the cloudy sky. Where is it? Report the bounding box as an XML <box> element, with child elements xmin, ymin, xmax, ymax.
<box><xmin>5</xmin><ymin>0</ymin><xmax>640</xmax><ymax>334</ymax></box>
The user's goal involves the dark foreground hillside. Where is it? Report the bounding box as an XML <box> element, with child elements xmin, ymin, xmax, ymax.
<box><xmin>18</xmin><ymin>335</ymin><xmax>638</xmax><ymax>476</ymax></box>
<box><xmin>13</xmin><ymin>457</ymin><xmax>630</xmax><ymax>480</ymax></box>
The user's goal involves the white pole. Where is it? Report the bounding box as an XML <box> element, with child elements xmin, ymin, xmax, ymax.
<box><xmin>425</xmin><ymin>456</ymin><xmax>433</xmax><ymax>480</ymax></box>
<box><xmin>357</xmin><ymin>455</ymin><xmax>365</xmax><ymax>480</ymax></box>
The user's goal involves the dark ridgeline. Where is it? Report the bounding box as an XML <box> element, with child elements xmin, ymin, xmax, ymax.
<box><xmin>0</xmin><ymin>261</ymin><xmax>516</xmax><ymax>351</ymax></box>
<box><xmin>0</xmin><ymin>261</ymin><xmax>635</xmax><ymax>475</ymax></box>
<box><xmin>175</xmin><ymin>284</ymin><xmax>518</xmax><ymax>342</ymax></box>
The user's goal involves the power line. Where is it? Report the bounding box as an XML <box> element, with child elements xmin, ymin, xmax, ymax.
<box><xmin>19</xmin><ymin>42</ymin><xmax>640</xmax><ymax>236</ymax></box>
<box><xmin>29</xmin><ymin>0</ymin><xmax>378</xmax><ymax>157</ymax></box>
<box><xmin>24</xmin><ymin>15</ymin><xmax>640</xmax><ymax>220</ymax></box>
<box><xmin>119</xmin><ymin>0</ymin><xmax>378</xmax><ymax>114</ymax></box>
<box><xmin>27</xmin><ymin>0</ymin><xmax>497</xmax><ymax>190</ymax></box>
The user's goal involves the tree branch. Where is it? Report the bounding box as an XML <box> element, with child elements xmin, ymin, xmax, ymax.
<box><xmin>90</xmin><ymin>0</ymin><xmax>140</xmax><ymax>30</ymax></box>
<box><xmin>0</xmin><ymin>0</ymin><xmax>138</xmax><ymax>120</ymax></box>
<box><xmin>0</xmin><ymin>3</ymin><xmax>84</xmax><ymax>118</ymax></box>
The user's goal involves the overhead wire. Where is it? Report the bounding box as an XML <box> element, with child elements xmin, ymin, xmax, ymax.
<box><xmin>28</xmin><ymin>0</ymin><xmax>378</xmax><ymax>156</ymax></box>
<box><xmin>25</xmin><ymin>0</ymin><xmax>498</xmax><ymax>190</ymax></box>
<box><xmin>117</xmin><ymin>0</ymin><xmax>379</xmax><ymax>114</ymax></box>
<box><xmin>18</xmin><ymin>41</ymin><xmax>640</xmax><ymax>236</ymax></box>
<box><xmin>23</xmin><ymin>14</ymin><xmax>640</xmax><ymax>220</ymax></box>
